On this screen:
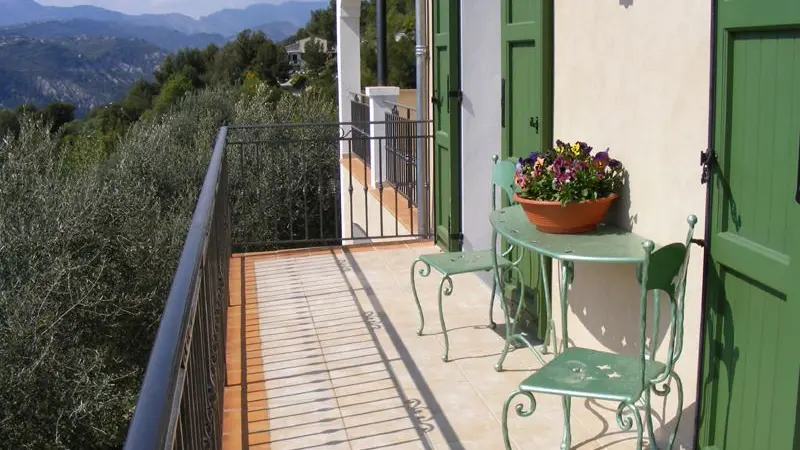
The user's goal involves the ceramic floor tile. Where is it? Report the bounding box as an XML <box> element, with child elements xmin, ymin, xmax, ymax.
<box><xmin>230</xmin><ymin>246</ymin><xmax>634</xmax><ymax>450</ymax></box>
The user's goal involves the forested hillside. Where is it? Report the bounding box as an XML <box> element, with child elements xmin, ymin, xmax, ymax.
<box><xmin>0</xmin><ymin>35</ymin><xmax>167</xmax><ymax>114</ymax></box>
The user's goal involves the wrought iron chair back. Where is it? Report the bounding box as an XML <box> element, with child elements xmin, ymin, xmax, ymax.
<box><xmin>638</xmin><ymin>216</ymin><xmax>697</xmax><ymax>388</ymax></box>
<box><xmin>491</xmin><ymin>154</ymin><xmax>519</xmax><ymax>210</ymax></box>
<box><xmin>409</xmin><ymin>154</ymin><xmax>522</xmax><ymax>362</ymax></box>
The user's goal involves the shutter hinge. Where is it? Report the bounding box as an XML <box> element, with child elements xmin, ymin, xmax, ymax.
<box><xmin>700</xmin><ymin>148</ymin><xmax>716</xmax><ymax>184</ymax></box>
<box><xmin>448</xmin><ymin>89</ymin><xmax>463</xmax><ymax>105</ymax></box>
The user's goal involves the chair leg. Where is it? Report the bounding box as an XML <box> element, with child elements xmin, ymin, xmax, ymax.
<box><xmin>650</xmin><ymin>371</ymin><xmax>684</xmax><ymax>450</ymax></box>
<box><xmin>561</xmin><ymin>396</ymin><xmax>572</xmax><ymax>450</ymax></box>
<box><xmin>645</xmin><ymin>388</ymin><xmax>657</xmax><ymax>450</ymax></box>
<box><xmin>502</xmin><ymin>390</ymin><xmax>537</xmax><ymax>450</ymax></box>
<box><xmin>410</xmin><ymin>259</ymin><xmax>430</xmax><ymax>336</ymax></box>
<box><xmin>494</xmin><ymin>268</ymin><xmax>526</xmax><ymax>372</ymax></box>
<box><xmin>494</xmin><ymin>335</ymin><xmax>513</xmax><ymax>372</ymax></box>
<box><xmin>616</xmin><ymin>401</ymin><xmax>644</xmax><ymax>450</ymax></box>
<box><xmin>437</xmin><ymin>275</ymin><xmax>454</xmax><ymax>362</ymax></box>
<box><xmin>488</xmin><ymin>275</ymin><xmax>498</xmax><ymax>329</ymax></box>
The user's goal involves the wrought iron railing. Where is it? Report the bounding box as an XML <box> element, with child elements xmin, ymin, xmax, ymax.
<box><xmin>124</xmin><ymin>128</ymin><xmax>231</xmax><ymax>450</ymax></box>
<box><xmin>385</xmin><ymin>104</ymin><xmax>419</xmax><ymax>205</ymax></box>
<box><xmin>350</xmin><ymin>93</ymin><xmax>371</xmax><ymax>165</ymax></box>
<box><xmin>125</xmin><ymin>120</ymin><xmax>432</xmax><ymax>448</ymax></box>
<box><xmin>225</xmin><ymin>121</ymin><xmax>432</xmax><ymax>252</ymax></box>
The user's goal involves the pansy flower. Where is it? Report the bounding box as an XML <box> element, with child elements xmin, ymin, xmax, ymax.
<box><xmin>593</xmin><ymin>149</ymin><xmax>610</xmax><ymax>169</ymax></box>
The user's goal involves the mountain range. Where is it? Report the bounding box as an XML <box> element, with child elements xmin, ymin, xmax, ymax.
<box><xmin>0</xmin><ymin>0</ymin><xmax>328</xmax><ymax>113</ymax></box>
<box><xmin>0</xmin><ymin>0</ymin><xmax>327</xmax><ymax>37</ymax></box>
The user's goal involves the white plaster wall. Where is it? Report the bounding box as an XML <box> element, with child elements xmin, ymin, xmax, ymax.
<box><xmin>459</xmin><ymin>0</ymin><xmax>501</xmax><ymax>262</ymax></box>
<box><xmin>551</xmin><ymin>1</ymin><xmax>711</xmax><ymax>447</ymax></box>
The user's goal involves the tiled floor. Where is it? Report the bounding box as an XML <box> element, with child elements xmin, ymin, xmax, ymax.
<box><xmin>223</xmin><ymin>242</ymin><xmax>655</xmax><ymax>450</ymax></box>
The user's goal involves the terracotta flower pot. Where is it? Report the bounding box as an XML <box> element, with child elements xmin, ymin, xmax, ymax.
<box><xmin>513</xmin><ymin>193</ymin><xmax>619</xmax><ymax>234</ymax></box>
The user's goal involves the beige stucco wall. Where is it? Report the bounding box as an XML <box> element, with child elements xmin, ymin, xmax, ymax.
<box><xmin>551</xmin><ymin>1</ymin><xmax>711</xmax><ymax>447</ymax></box>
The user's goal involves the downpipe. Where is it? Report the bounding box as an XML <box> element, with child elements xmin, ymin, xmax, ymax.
<box><xmin>414</xmin><ymin>0</ymin><xmax>429</xmax><ymax>236</ymax></box>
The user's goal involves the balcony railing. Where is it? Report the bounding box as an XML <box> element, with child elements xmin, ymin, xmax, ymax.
<box><xmin>124</xmin><ymin>128</ymin><xmax>231</xmax><ymax>450</ymax></box>
<box><xmin>124</xmin><ymin>120</ymin><xmax>432</xmax><ymax>449</ymax></box>
<box><xmin>350</xmin><ymin>93</ymin><xmax>371</xmax><ymax>166</ymax></box>
<box><xmin>385</xmin><ymin>103</ymin><xmax>419</xmax><ymax>206</ymax></box>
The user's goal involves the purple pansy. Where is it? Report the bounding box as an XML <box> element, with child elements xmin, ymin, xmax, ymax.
<box><xmin>593</xmin><ymin>149</ymin><xmax>610</xmax><ymax>168</ymax></box>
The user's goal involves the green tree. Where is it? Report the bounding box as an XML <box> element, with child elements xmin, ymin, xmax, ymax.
<box><xmin>122</xmin><ymin>79</ymin><xmax>159</xmax><ymax>120</ymax></box>
<box><xmin>0</xmin><ymin>109</ymin><xmax>20</xmax><ymax>138</ymax></box>
<box><xmin>359</xmin><ymin>0</ymin><xmax>417</xmax><ymax>89</ymax></box>
<box><xmin>306</xmin><ymin>0</ymin><xmax>336</xmax><ymax>43</ymax></box>
<box><xmin>152</xmin><ymin>73</ymin><xmax>193</xmax><ymax>114</ymax></box>
<box><xmin>39</xmin><ymin>102</ymin><xmax>75</xmax><ymax>133</ymax></box>
<box><xmin>303</xmin><ymin>38</ymin><xmax>328</xmax><ymax>74</ymax></box>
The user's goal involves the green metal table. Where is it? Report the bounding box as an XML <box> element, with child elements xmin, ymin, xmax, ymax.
<box><xmin>490</xmin><ymin>204</ymin><xmax>650</xmax><ymax>371</ymax></box>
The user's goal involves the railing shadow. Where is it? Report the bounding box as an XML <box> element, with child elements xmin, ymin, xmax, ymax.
<box><xmin>242</xmin><ymin>249</ymin><xmax>441</xmax><ymax>449</ymax></box>
<box><xmin>340</xmin><ymin>248</ymin><xmax>461</xmax><ymax>448</ymax></box>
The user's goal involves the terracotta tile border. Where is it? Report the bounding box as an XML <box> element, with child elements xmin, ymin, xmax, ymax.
<box><xmin>340</xmin><ymin>154</ymin><xmax>420</xmax><ymax>234</ymax></box>
<box><xmin>223</xmin><ymin>257</ymin><xmax>244</xmax><ymax>450</ymax></box>
<box><xmin>232</xmin><ymin>239</ymin><xmax>433</xmax><ymax>259</ymax></box>
<box><xmin>243</xmin><ymin>256</ymin><xmax>267</xmax><ymax>449</ymax></box>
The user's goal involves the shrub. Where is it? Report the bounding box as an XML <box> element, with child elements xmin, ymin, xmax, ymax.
<box><xmin>0</xmin><ymin>84</ymin><xmax>339</xmax><ymax>447</ymax></box>
<box><xmin>0</xmin><ymin>86</ymin><xmax>234</xmax><ymax>448</ymax></box>
<box><xmin>229</xmin><ymin>85</ymin><xmax>339</xmax><ymax>251</ymax></box>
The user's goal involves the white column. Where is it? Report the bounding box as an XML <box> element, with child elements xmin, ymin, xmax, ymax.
<box><xmin>336</xmin><ymin>0</ymin><xmax>361</xmax><ymax>156</ymax></box>
<box><xmin>365</xmin><ymin>85</ymin><xmax>400</xmax><ymax>189</ymax></box>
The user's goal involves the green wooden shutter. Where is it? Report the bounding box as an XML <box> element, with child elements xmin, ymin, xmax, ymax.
<box><xmin>500</xmin><ymin>0</ymin><xmax>553</xmax><ymax>340</ymax></box>
<box><xmin>432</xmin><ymin>0</ymin><xmax>462</xmax><ymax>251</ymax></box>
<box><xmin>698</xmin><ymin>2</ymin><xmax>800</xmax><ymax>448</ymax></box>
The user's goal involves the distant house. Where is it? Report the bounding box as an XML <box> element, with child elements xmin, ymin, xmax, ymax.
<box><xmin>285</xmin><ymin>37</ymin><xmax>332</xmax><ymax>70</ymax></box>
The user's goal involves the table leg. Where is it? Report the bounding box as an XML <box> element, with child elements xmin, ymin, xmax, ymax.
<box><xmin>539</xmin><ymin>254</ymin><xmax>555</xmax><ymax>354</ymax></box>
<box><xmin>559</xmin><ymin>261</ymin><xmax>574</xmax><ymax>353</ymax></box>
<box><xmin>495</xmin><ymin>263</ymin><xmax>546</xmax><ymax>371</ymax></box>
<box><xmin>490</xmin><ymin>230</ymin><xmax>508</xmax><ymax>340</ymax></box>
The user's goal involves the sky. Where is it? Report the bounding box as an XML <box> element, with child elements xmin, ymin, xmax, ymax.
<box><xmin>36</xmin><ymin>0</ymin><xmax>317</xmax><ymax>18</ymax></box>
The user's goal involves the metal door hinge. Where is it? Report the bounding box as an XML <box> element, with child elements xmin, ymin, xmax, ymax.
<box><xmin>449</xmin><ymin>232</ymin><xmax>464</xmax><ymax>247</ymax></box>
<box><xmin>529</xmin><ymin>116</ymin><xmax>540</xmax><ymax>134</ymax></box>
<box><xmin>690</xmin><ymin>238</ymin><xmax>705</xmax><ymax>248</ymax></box>
<box><xmin>448</xmin><ymin>89</ymin><xmax>463</xmax><ymax>106</ymax></box>
<box><xmin>700</xmin><ymin>148</ymin><xmax>716</xmax><ymax>184</ymax></box>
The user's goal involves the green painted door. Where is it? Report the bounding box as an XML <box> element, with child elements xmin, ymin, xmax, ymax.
<box><xmin>698</xmin><ymin>2</ymin><xmax>800</xmax><ymax>449</ymax></box>
<box><xmin>432</xmin><ymin>0</ymin><xmax>461</xmax><ymax>251</ymax></box>
<box><xmin>500</xmin><ymin>0</ymin><xmax>553</xmax><ymax>339</ymax></box>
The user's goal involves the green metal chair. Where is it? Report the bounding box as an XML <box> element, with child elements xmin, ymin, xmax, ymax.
<box><xmin>501</xmin><ymin>215</ymin><xmax>697</xmax><ymax>450</ymax></box>
<box><xmin>410</xmin><ymin>155</ymin><xmax>520</xmax><ymax>362</ymax></box>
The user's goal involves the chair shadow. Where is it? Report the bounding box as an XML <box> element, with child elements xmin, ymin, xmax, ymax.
<box><xmin>571</xmin><ymin>399</ymin><xmax>697</xmax><ymax>450</ymax></box>
<box><xmin>696</xmin><ymin>258</ymin><xmax>739</xmax><ymax>449</ymax></box>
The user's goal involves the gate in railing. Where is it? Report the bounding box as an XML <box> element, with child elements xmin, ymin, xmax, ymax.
<box><xmin>385</xmin><ymin>104</ymin><xmax>418</xmax><ymax>206</ymax></box>
<box><xmin>350</xmin><ymin>93</ymin><xmax>370</xmax><ymax>166</ymax></box>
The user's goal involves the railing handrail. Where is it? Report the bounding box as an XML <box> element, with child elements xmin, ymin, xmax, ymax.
<box><xmin>227</xmin><ymin>120</ymin><xmax>431</xmax><ymax>130</ymax></box>
<box><xmin>124</xmin><ymin>126</ymin><xmax>229</xmax><ymax>450</ymax></box>
<box><xmin>385</xmin><ymin>101</ymin><xmax>416</xmax><ymax>112</ymax></box>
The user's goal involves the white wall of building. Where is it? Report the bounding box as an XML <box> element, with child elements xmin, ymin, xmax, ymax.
<box><xmin>459</xmin><ymin>0</ymin><xmax>502</xmax><ymax>264</ymax></box>
<box><xmin>336</xmin><ymin>0</ymin><xmax>362</xmax><ymax>156</ymax></box>
<box><xmin>450</xmin><ymin>0</ymin><xmax>712</xmax><ymax>445</ymax></box>
<box><xmin>550</xmin><ymin>1</ymin><xmax>711</xmax><ymax>446</ymax></box>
